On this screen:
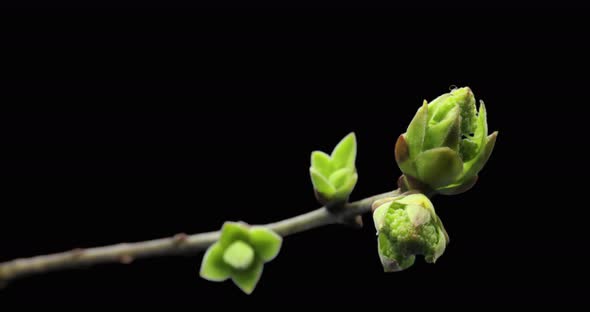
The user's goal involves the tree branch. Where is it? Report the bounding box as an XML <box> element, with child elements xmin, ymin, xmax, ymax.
<box><xmin>0</xmin><ymin>190</ymin><xmax>399</xmax><ymax>285</ymax></box>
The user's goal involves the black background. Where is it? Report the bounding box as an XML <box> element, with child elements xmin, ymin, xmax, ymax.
<box><xmin>0</xmin><ymin>4</ymin><xmax>588</xmax><ymax>307</ymax></box>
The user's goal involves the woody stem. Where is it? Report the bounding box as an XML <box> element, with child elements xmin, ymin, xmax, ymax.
<box><xmin>0</xmin><ymin>189</ymin><xmax>400</xmax><ymax>286</ymax></box>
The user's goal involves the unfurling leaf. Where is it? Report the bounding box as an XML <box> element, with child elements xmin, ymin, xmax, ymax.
<box><xmin>309</xmin><ymin>132</ymin><xmax>358</xmax><ymax>204</ymax></box>
<box><xmin>331</xmin><ymin>132</ymin><xmax>357</xmax><ymax>169</ymax></box>
<box><xmin>199</xmin><ymin>222</ymin><xmax>282</xmax><ymax>295</ymax></box>
<box><xmin>396</xmin><ymin>87</ymin><xmax>498</xmax><ymax>195</ymax></box>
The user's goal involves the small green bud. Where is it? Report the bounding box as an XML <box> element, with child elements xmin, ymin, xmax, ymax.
<box><xmin>372</xmin><ymin>194</ymin><xmax>448</xmax><ymax>272</ymax></box>
<box><xmin>200</xmin><ymin>222</ymin><xmax>282</xmax><ymax>294</ymax></box>
<box><xmin>223</xmin><ymin>241</ymin><xmax>255</xmax><ymax>269</ymax></box>
<box><xmin>395</xmin><ymin>87</ymin><xmax>498</xmax><ymax>195</ymax></box>
<box><xmin>310</xmin><ymin>132</ymin><xmax>358</xmax><ymax>205</ymax></box>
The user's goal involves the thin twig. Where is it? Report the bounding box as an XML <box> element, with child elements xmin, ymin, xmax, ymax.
<box><xmin>0</xmin><ymin>190</ymin><xmax>399</xmax><ymax>285</ymax></box>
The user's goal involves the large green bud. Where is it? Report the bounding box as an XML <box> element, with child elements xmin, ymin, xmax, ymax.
<box><xmin>372</xmin><ymin>193</ymin><xmax>448</xmax><ymax>272</ymax></box>
<box><xmin>395</xmin><ymin>87</ymin><xmax>498</xmax><ymax>195</ymax></box>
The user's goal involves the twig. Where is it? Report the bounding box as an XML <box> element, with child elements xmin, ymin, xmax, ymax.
<box><xmin>0</xmin><ymin>190</ymin><xmax>399</xmax><ymax>285</ymax></box>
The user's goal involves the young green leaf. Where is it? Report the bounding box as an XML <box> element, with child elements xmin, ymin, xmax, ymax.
<box><xmin>474</xmin><ymin>101</ymin><xmax>488</xmax><ymax>151</ymax></box>
<box><xmin>333</xmin><ymin>172</ymin><xmax>358</xmax><ymax>200</ymax></box>
<box><xmin>373</xmin><ymin>202</ymin><xmax>389</xmax><ymax>231</ymax></box>
<box><xmin>462</xmin><ymin>131</ymin><xmax>498</xmax><ymax>181</ymax></box>
<box><xmin>249</xmin><ymin>227</ymin><xmax>282</xmax><ymax>262</ymax></box>
<box><xmin>200</xmin><ymin>243</ymin><xmax>231</xmax><ymax>282</ymax></box>
<box><xmin>430</xmin><ymin>227</ymin><xmax>448</xmax><ymax>263</ymax></box>
<box><xmin>331</xmin><ymin>132</ymin><xmax>357</xmax><ymax>169</ymax></box>
<box><xmin>405</xmin><ymin>101</ymin><xmax>428</xmax><ymax>159</ymax></box>
<box><xmin>311</xmin><ymin>151</ymin><xmax>333</xmax><ymax>177</ymax></box>
<box><xmin>329</xmin><ymin>168</ymin><xmax>353</xmax><ymax>189</ymax></box>
<box><xmin>232</xmin><ymin>260</ymin><xmax>263</xmax><ymax>295</ymax></box>
<box><xmin>310</xmin><ymin>167</ymin><xmax>336</xmax><ymax>197</ymax></box>
<box><xmin>219</xmin><ymin>222</ymin><xmax>250</xmax><ymax>248</ymax></box>
<box><xmin>414</xmin><ymin>147</ymin><xmax>463</xmax><ymax>189</ymax></box>
<box><xmin>424</xmin><ymin>105</ymin><xmax>461</xmax><ymax>152</ymax></box>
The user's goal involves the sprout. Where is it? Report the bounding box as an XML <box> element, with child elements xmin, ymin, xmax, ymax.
<box><xmin>200</xmin><ymin>222</ymin><xmax>282</xmax><ymax>294</ymax></box>
<box><xmin>395</xmin><ymin>87</ymin><xmax>498</xmax><ymax>195</ymax></box>
<box><xmin>372</xmin><ymin>194</ymin><xmax>448</xmax><ymax>272</ymax></box>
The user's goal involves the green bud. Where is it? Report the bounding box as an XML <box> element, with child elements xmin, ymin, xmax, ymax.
<box><xmin>223</xmin><ymin>241</ymin><xmax>255</xmax><ymax>269</ymax></box>
<box><xmin>310</xmin><ymin>132</ymin><xmax>358</xmax><ymax>205</ymax></box>
<box><xmin>372</xmin><ymin>194</ymin><xmax>448</xmax><ymax>272</ymax></box>
<box><xmin>395</xmin><ymin>87</ymin><xmax>498</xmax><ymax>195</ymax></box>
<box><xmin>200</xmin><ymin>222</ymin><xmax>282</xmax><ymax>294</ymax></box>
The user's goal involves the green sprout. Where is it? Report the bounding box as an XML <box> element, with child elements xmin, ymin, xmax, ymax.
<box><xmin>372</xmin><ymin>193</ymin><xmax>448</xmax><ymax>272</ymax></box>
<box><xmin>200</xmin><ymin>222</ymin><xmax>282</xmax><ymax>294</ymax></box>
<box><xmin>309</xmin><ymin>132</ymin><xmax>358</xmax><ymax>205</ymax></box>
<box><xmin>395</xmin><ymin>87</ymin><xmax>498</xmax><ymax>195</ymax></box>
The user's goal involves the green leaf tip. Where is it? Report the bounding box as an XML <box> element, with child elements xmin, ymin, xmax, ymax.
<box><xmin>249</xmin><ymin>226</ymin><xmax>282</xmax><ymax>262</ymax></box>
<box><xmin>311</xmin><ymin>151</ymin><xmax>332</xmax><ymax>177</ymax></box>
<box><xmin>331</xmin><ymin>132</ymin><xmax>357</xmax><ymax>169</ymax></box>
<box><xmin>200</xmin><ymin>243</ymin><xmax>231</xmax><ymax>282</ymax></box>
<box><xmin>405</xmin><ymin>100</ymin><xmax>428</xmax><ymax>160</ymax></box>
<box><xmin>396</xmin><ymin>87</ymin><xmax>498</xmax><ymax>195</ymax></box>
<box><xmin>199</xmin><ymin>221</ymin><xmax>282</xmax><ymax>295</ymax></box>
<box><xmin>309</xmin><ymin>132</ymin><xmax>358</xmax><ymax>205</ymax></box>
<box><xmin>232</xmin><ymin>259</ymin><xmax>263</xmax><ymax>294</ymax></box>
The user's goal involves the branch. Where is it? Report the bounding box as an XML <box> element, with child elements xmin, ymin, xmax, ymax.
<box><xmin>0</xmin><ymin>190</ymin><xmax>399</xmax><ymax>286</ymax></box>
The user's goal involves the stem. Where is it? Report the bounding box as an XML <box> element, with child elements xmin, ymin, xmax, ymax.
<box><xmin>0</xmin><ymin>190</ymin><xmax>399</xmax><ymax>285</ymax></box>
